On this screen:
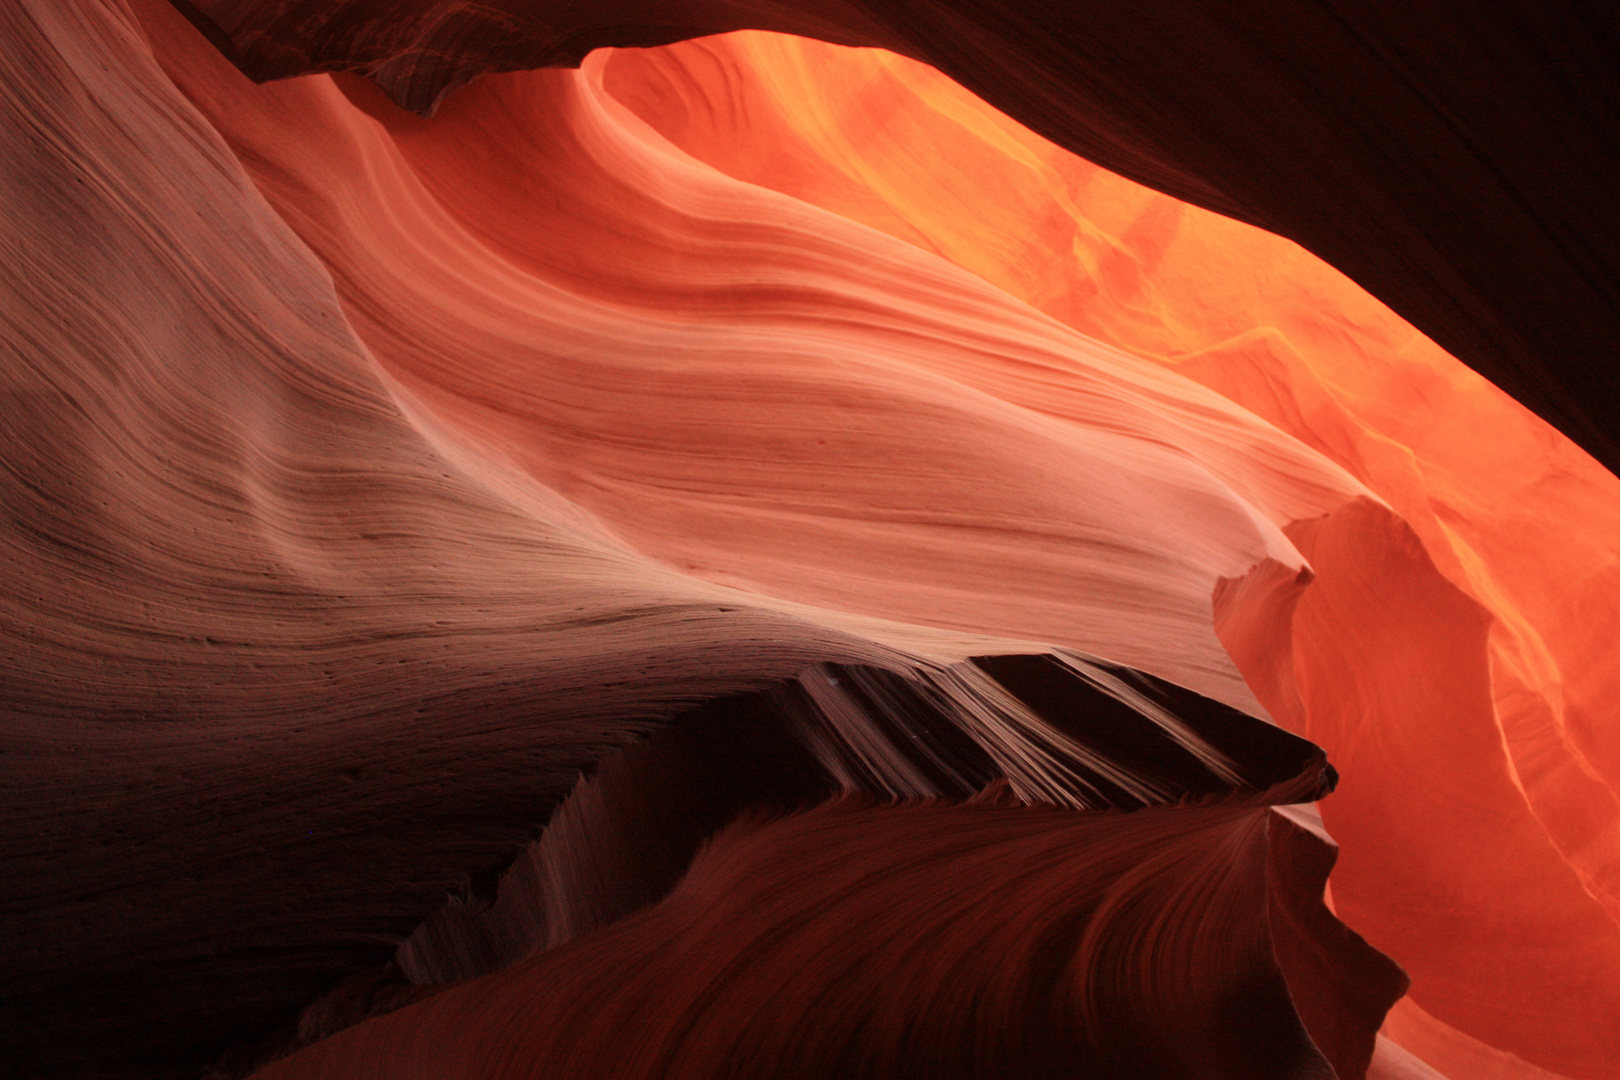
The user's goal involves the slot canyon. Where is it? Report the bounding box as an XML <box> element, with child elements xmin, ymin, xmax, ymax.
<box><xmin>2</xmin><ymin>1</ymin><xmax>1617</xmax><ymax>1077</ymax></box>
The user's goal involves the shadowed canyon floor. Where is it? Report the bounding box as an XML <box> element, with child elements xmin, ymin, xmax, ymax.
<box><xmin>2</xmin><ymin>1</ymin><xmax>1617</xmax><ymax>1077</ymax></box>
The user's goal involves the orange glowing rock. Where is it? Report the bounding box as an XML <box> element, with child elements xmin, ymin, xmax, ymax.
<box><xmin>603</xmin><ymin>35</ymin><xmax>1620</xmax><ymax>1076</ymax></box>
<box><xmin>140</xmin><ymin>6</ymin><xmax>1379</xmax><ymax>715</ymax></box>
<box><xmin>5</xmin><ymin>0</ymin><xmax>1616</xmax><ymax>1075</ymax></box>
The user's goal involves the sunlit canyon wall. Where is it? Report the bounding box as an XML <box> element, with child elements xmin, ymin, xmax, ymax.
<box><xmin>2</xmin><ymin>1</ymin><xmax>1617</xmax><ymax>1078</ymax></box>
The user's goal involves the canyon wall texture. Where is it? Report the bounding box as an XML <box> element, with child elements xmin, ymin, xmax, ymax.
<box><xmin>1</xmin><ymin>0</ymin><xmax>1616</xmax><ymax>1077</ymax></box>
<box><xmin>599</xmin><ymin>34</ymin><xmax>1620</xmax><ymax>1079</ymax></box>
<box><xmin>174</xmin><ymin>0</ymin><xmax>1620</xmax><ymax>479</ymax></box>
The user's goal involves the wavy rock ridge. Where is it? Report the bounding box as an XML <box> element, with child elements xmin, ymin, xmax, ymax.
<box><xmin>177</xmin><ymin>0</ymin><xmax>1620</xmax><ymax>478</ymax></box>
<box><xmin>594</xmin><ymin>34</ymin><xmax>1620</xmax><ymax>1079</ymax></box>
<box><xmin>255</xmin><ymin>799</ymin><xmax>1393</xmax><ymax>1080</ymax></box>
<box><xmin>1</xmin><ymin>0</ymin><xmax>1615</xmax><ymax>1077</ymax></box>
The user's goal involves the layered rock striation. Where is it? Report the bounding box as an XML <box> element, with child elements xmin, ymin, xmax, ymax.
<box><xmin>1</xmin><ymin>1</ymin><xmax>1615</xmax><ymax>1077</ymax></box>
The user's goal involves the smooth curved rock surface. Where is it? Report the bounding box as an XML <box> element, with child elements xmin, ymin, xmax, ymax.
<box><xmin>253</xmin><ymin>798</ymin><xmax>1399</xmax><ymax>1080</ymax></box>
<box><xmin>1</xmin><ymin>1</ymin><xmax>1384</xmax><ymax>1075</ymax></box>
<box><xmin>175</xmin><ymin>0</ymin><xmax>1620</xmax><ymax>478</ymax></box>
<box><xmin>4</xmin><ymin>0</ymin><xmax>1616</xmax><ymax>1077</ymax></box>
<box><xmin>136</xmin><ymin>12</ymin><xmax>1376</xmax><ymax>713</ymax></box>
<box><xmin>0</xmin><ymin>1</ymin><xmax>928</xmax><ymax>1071</ymax></box>
<box><xmin>592</xmin><ymin>35</ymin><xmax>1620</xmax><ymax>1077</ymax></box>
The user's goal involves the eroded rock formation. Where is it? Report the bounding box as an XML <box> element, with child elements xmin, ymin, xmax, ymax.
<box><xmin>174</xmin><ymin>0</ymin><xmax>1620</xmax><ymax>477</ymax></box>
<box><xmin>1</xmin><ymin>0</ymin><xmax>1615</xmax><ymax>1077</ymax></box>
<box><xmin>594</xmin><ymin>34</ymin><xmax>1620</xmax><ymax>1077</ymax></box>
